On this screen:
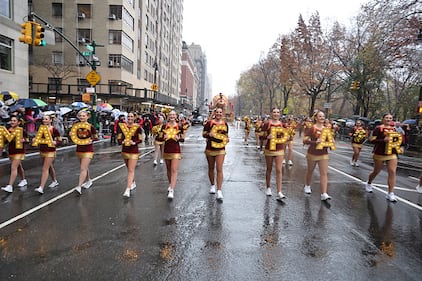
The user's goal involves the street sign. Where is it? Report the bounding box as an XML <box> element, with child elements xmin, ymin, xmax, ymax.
<box><xmin>324</xmin><ymin>103</ymin><xmax>332</xmax><ymax>109</ymax></box>
<box><xmin>85</xmin><ymin>70</ymin><xmax>101</xmax><ymax>86</ymax></box>
<box><xmin>85</xmin><ymin>44</ymin><xmax>94</xmax><ymax>51</ymax></box>
<box><xmin>82</xmin><ymin>51</ymin><xmax>92</xmax><ymax>56</ymax></box>
<box><xmin>151</xmin><ymin>83</ymin><xmax>158</xmax><ymax>91</ymax></box>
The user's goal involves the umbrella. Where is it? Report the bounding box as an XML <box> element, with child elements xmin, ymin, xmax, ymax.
<box><xmin>8</xmin><ymin>103</ymin><xmax>24</xmax><ymax>112</ymax></box>
<box><xmin>59</xmin><ymin>107</ymin><xmax>72</xmax><ymax>116</ymax></box>
<box><xmin>41</xmin><ymin>110</ymin><xmax>56</xmax><ymax>116</ymax></box>
<box><xmin>97</xmin><ymin>103</ymin><xmax>113</xmax><ymax>111</ymax></box>
<box><xmin>403</xmin><ymin>119</ymin><xmax>416</xmax><ymax>125</ymax></box>
<box><xmin>71</xmin><ymin>102</ymin><xmax>89</xmax><ymax>108</ymax></box>
<box><xmin>17</xmin><ymin>98</ymin><xmax>48</xmax><ymax>108</ymax></box>
<box><xmin>0</xmin><ymin>91</ymin><xmax>19</xmax><ymax>101</ymax></box>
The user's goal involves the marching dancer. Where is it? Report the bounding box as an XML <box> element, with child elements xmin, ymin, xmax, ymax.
<box><xmin>152</xmin><ymin>115</ymin><xmax>165</xmax><ymax>165</ymax></box>
<box><xmin>349</xmin><ymin>120</ymin><xmax>367</xmax><ymax>167</ymax></box>
<box><xmin>303</xmin><ymin>111</ymin><xmax>334</xmax><ymax>201</ymax></box>
<box><xmin>263</xmin><ymin>108</ymin><xmax>287</xmax><ymax>201</ymax></box>
<box><xmin>33</xmin><ymin>114</ymin><xmax>62</xmax><ymax>194</ymax></box>
<box><xmin>1</xmin><ymin>116</ymin><xmax>29</xmax><ymax>193</ymax></box>
<box><xmin>117</xmin><ymin>112</ymin><xmax>143</xmax><ymax>198</ymax></box>
<box><xmin>71</xmin><ymin>110</ymin><xmax>98</xmax><ymax>195</ymax></box>
<box><xmin>365</xmin><ymin>113</ymin><xmax>400</xmax><ymax>202</ymax></box>
<box><xmin>161</xmin><ymin>110</ymin><xmax>184</xmax><ymax>199</ymax></box>
<box><xmin>202</xmin><ymin>108</ymin><xmax>230</xmax><ymax>201</ymax></box>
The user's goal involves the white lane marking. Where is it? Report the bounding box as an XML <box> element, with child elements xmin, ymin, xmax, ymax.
<box><xmin>294</xmin><ymin>150</ymin><xmax>422</xmax><ymax>212</ymax></box>
<box><xmin>0</xmin><ymin>149</ymin><xmax>154</xmax><ymax>229</ymax></box>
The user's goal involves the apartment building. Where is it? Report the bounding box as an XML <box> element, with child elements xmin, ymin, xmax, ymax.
<box><xmin>29</xmin><ymin>0</ymin><xmax>183</xmax><ymax>110</ymax></box>
<box><xmin>188</xmin><ymin>43</ymin><xmax>209</xmax><ymax>110</ymax></box>
<box><xmin>180</xmin><ymin>41</ymin><xmax>197</xmax><ymax>110</ymax></box>
<box><xmin>0</xmin><ymin>1</ymin><xmax>29</xmax><ymax>98</ymax></box>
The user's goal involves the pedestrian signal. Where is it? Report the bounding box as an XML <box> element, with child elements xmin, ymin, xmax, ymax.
<box><xmin>18</xmin><ymin>22</ymin><xmax>33</xmax><ymax>45</ymax></box>
<box><xmin>151</xmin><ymin>84</ymin><xmax>158</xmax><ymax>91</ymax></box>
<box><xmin>33</xmin><ymin>23</ymin><xmax>46</xmax><ymax>46</ymax></box>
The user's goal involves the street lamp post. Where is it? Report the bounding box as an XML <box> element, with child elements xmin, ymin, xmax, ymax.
<box><xmin>153</xmin><ymin>62</ymin><xmax>158</xmax><ymax>85</ymax></box>
<box><xmin>416</xmin><ymin>29</ymin><xmax>422</xmax><ymax>126</ymax></box>
<box><xmin>325</xmin><ymin>78</ymin><xmax>331</xmax><ymax>118</ymax></box>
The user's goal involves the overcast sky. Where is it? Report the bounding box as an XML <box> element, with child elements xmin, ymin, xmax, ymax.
<box><xmin>182</xmin><ymin>0</ymin><xmax>368</xmax><ymax>98</ymax></box>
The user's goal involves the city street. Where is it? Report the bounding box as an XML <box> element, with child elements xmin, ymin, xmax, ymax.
<box><xmin>0</xmin><ymin>125</ymin><xmax>421</xmax><ymax>281</ymax></box>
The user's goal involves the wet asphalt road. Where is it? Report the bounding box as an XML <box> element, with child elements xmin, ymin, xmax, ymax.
<box><xmin>0</xmin><ymin>125</ymin><xmax>421</xmax><ymax>281</ymax></box>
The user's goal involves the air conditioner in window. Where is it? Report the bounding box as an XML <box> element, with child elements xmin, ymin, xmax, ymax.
<box><xmin>78</xmin><ymin>38</ymin><xmax>86</xmax><ymax>43</ymax></box>
<box><xmin>109</xmin><ymin>14</ymin><xmax>116</xmax><ymax>20</ymax></box>
<box><xmin>78</xmin><ymin>12</ymin><xmax>86</xmax><ymax>19</ymax></box>
<box><xmin>108</xmin><ymin>61</ymin><xmax>114</xmax><ymax>67</ymax></box>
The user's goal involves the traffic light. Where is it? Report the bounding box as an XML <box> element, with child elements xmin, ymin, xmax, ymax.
<box><xmin>33</xmin><ymin>23</ymin><xmax>46</xmax><ymax>46</ymax></box>
<box><xmin>18</xmin><ymin>22</ymin><xmax>33</xmax><ymax>44</ymax></box>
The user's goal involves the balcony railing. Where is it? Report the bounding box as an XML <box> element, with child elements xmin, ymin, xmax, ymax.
<box><xmin>30</xmin><ymin>83</ymin><xmax>179</xmax><ymax>106</ymax></box>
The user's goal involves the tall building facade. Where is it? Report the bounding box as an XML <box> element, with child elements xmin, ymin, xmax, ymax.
<box><xmin>28</xmin><ymin>0</ymin><xmax>183</xmax><ymax>109</ymax></box>
<box><xmin>188</xmin><ymin>43</ymin><xmax>208</xmax><ymax>110</ymax></box>
<box><xmin>180</xmin><ymin>41</ymin><xmax>197</xmax><ymax>109</ymax></box>
<box><xmin>0</xmin><ymin>1</ymin><xmax>29</xmax><ymax>98</ymax></box>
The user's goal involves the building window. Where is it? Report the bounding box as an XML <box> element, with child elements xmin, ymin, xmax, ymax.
<box><xmin>122</xmin><ymin>32</ymin><xmax>133</xmax><ymax>52</ymax></box>
<box><xmin>0</xmin><ymin>0</ymin><xmax>11</xmax><ymax>18</ymax></box>
<box><xmin>0</xmin><ymin>35</ymin><xmax>12</xmax><ymax>71</ymax></box>
<box><xmin>54</xmin><ymin>27</ymin><xmax>63</xmax><ymax>43</ymax></box>
<box><xmin>52</xmin><ymin>3</ymin><xmax>62</xmax><ymax>17</ymax></box>
<box><xmin>109</xmin><ymin>5</ymin><xmax>122</xmax><ymax>20</ymax></box>
<box><xmin>77</xmin><ymin>4</ymin><xmax>92</xmax><ymax>19</ymax></box>
<box><xmin>121</xmin><ymin>55</ymin><xmax>133</xmax><ymax>73</ymax></box>
<box><xmin>122</xmin><ymin>7</ymin><xmax>134</xmax><ymax>30</ymax></box>
<box><xmin>108</xmin><ymin>80</ymin><xmax>131</xmax><ymax>95</ymax></box>
<box><xmin>48</xmin><ymin>77</ymin><xmax>62</xmax><ymax>91</ymax></box>
<box><xmin>77</xmin><ymin>29</ymin><xmax>91</xmax><ymax>44</ymax></box>
<box><xmin>109</xmin><ymin>54</ymin><xmax>121</xmax><ymax>68</ymax></box>
<box><xmin>77</xmin><ymin>78</ymin><xmax>90</xmax><ymax>93</ymax></box>
<box><xmin>109</xmin><ymin>30</ymin><xmax>122</xmax><ymax>44</ymax></box>
<box><xmin>76</xmin><ymin>54</ymin><xmax>87</xmax><ymax>66</ymax></box>
<box><xmin>52</xmin><ymin>51</ymin><xmax>63</xmax><ymax>65</ymax></box>
<box><xmin>108</xmin><ymin>54</ymin><xmax>133</xmax><ymax>73</ymax></box>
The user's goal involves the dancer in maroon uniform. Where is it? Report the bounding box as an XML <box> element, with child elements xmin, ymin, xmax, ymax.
<box><xmin>161</xmin><ymin>110</ymin><xmax>184</xmax><ymax>199</ymax></box>
<box><xmin>202</xmin><ymin>108</ymin><xmax>229</xmax><ymax>201</ymax></box>
<box><xmin>152</xmin><ymin>115</ymin><xmax>165</xmax><ymax>165</ymax></box>
<box><xmin>1</xmin><ymin>116</ymin><xmax>29</xmax><ymax>193</ymax></box>
<box><xmin>262</xmin><ymin>108</ymin><xmax>287</xmax><ymax>200</ymax></box>
<box><xmin>349</xmin><ymin>120</ymin><xmax>367</xmax><ymax>167</ymax></box>
<box><xmin>117</xmin><ymin>112</ymin><xmax>143</xmax><ymax>198</ymax></box>
<box><xmin>33</xmin><ymin>114</ymin><xmax>62</xmax><ymax>194</ymax></box>
<box><xmin>71</xmin><ymin>110</ymin><xmax>98</xmax><ymax>195</ymax></box>
<box><xmin>303</xmin><ymin>111</ymin><xmax>333</xmax><ymax>201</ymax></box>
<box><xmin>365</xmin><ymin>113</ymin><xmax>400</xmax><ymax>202</ymax></box>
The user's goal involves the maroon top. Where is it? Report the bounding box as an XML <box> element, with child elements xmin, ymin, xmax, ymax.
<box><xmin>117</xmin><ymin>124</ymin><xmax>143</xmax><ymax>154</ymax></box>
<box><xmin>262</xmin><ymin>121</ymin><xmax>287</xmax><ymax>151</ymax></box>
<box><xmin>304</xmin><ymin>125</ymin><xmax>329</xmax><ymax>156</ymax></box>
<box><xmin>7</xmin><ymin>127</ymin><xmax>27</xmax><ymax>155</ymax></box>
<box><xmin>39</xmin><ymin>126</ymin><xmax>61</xmax><ymax>153</ymax></box>
<box><xmin>162</xmin><ymin>123</ymin><xmax>184</xmax><ymax>154</ymax></box>
<box><xmin>370</xmin><ymin>125</ymin><xmax>399</xmax><ymax>155</ymax></box>
<box><xmin>74</xmin><ymin>122</ymin><xmax>98</xmax><ymax>153</ymax></box>
<box><xmin>202</xmin><ymin>120</ymin><xmax>229</xmax><ymax>151</ymax></box>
